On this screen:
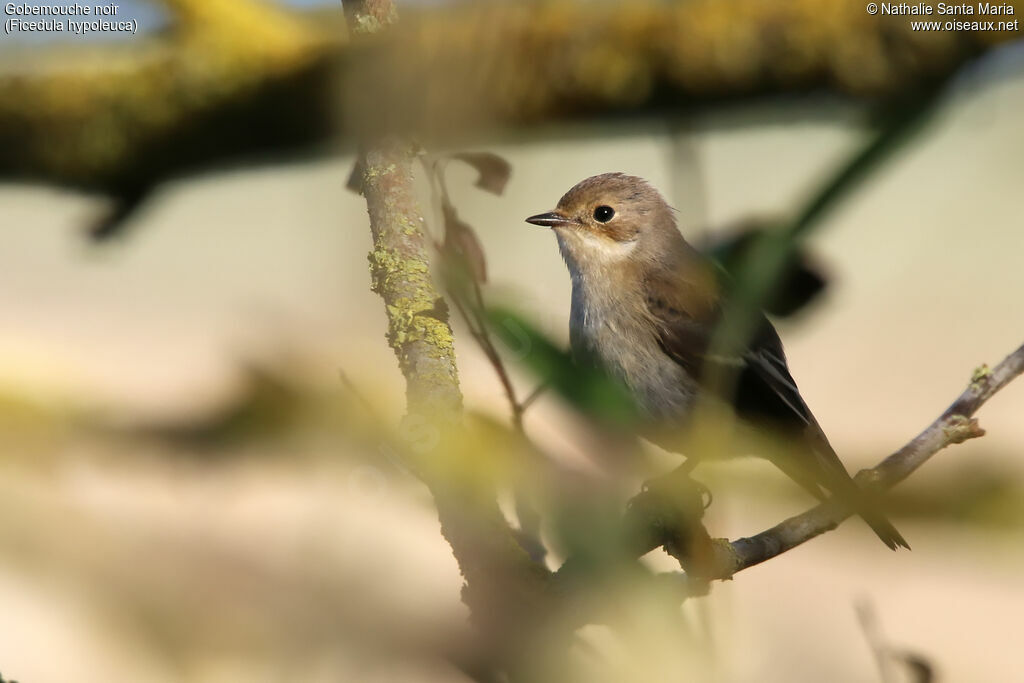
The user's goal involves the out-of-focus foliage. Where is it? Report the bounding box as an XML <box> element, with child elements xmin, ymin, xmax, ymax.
<box><xmin>0</xmin><ymin>0</ymin><xmax>337</xmax><ymax>189</ymax></box>
<box><xmin>700</xmin><ymin>222</ymin><xmax>829</xmax><ymax>318</ymax></box>
<box><xmin>889</xmin><ymin>465</ymin><xmax>1024</xmax><ymax>528</ymax></box>
<box><xmin>0</xmin><ymin>0</ymin><xmax>340</xmax><ymax>237</ymax></box>
<box><xmin>487</xmin><ymin>307</ymin><xmax>639</xmax><ymax>428</ymax></box>
<box><xmin>349</xmin><ymin>0</ymin><xmax>1020</xmax><ymax>139</ymax></box>
<box><xmin>0</xmin><ymin>347</ymin><xmax>1020</xmax><ymax>681</ymax></box>
<box><xmin>708</xmin><ymin>83</ymin><xmax>944</xmax><ymax>370</ymax></box>
<box><xmin>1</xmin><ymin>0</ymin><xmax>1018</xmax><ymax>238</ymax></box>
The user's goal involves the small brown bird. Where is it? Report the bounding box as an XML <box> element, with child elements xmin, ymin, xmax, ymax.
<box><xmin>526</xmin><ymin>173</ymin><xmax>908</xmax><ymax>550</ymax></box>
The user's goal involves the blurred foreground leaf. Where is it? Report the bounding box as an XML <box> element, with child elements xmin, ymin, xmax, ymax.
<box><xmin>486</xmin><ymin>308</ymin><xmax>639</xmax><ymax>427</ymax></box>
<box><xmin>3</xmin><ymin>0</ymin><xmax>1013</xmax><ymax>242</ymax></box>
<box><xmin>700</xmin><ymin>220</ymin><xmax>828</xmax><ymax>318</ymax></box>
<box><xmin>710</xmin><ymin>84</ymin><xmax>948</xmax><ymax>368</ymax></box>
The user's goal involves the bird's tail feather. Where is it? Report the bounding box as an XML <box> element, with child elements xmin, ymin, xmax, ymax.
<box><xmin>828</xmin><ymin>472</ymin><xmax>909</xmax><ymax>551</ymax></box>
<box><xmin>774</xmin><ymin>443</ymin><xmax>909</xmax><ymax>551</ymax></box>
<box><xmin>860</xmin><ymin>508</ymin><xmax>909</xmax><ymax>551</ymax></box>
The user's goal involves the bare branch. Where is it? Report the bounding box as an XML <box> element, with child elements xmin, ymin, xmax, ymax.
<box><xmin>727</xmin><ymin>341</ymin><xmax>1024</xmax><ymax>575</ymax></box>
<box><xmin>593</xmin><ymin>342</ymin><xmax>1023</xmax><ymax>610</ymax></box>
<box><xmin>520</xmin><ymin>384</ymin><xmax>547</xmax><ymax>413</ymax></box>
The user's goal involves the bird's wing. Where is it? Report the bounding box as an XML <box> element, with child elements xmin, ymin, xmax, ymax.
<box><xmin>642</xmin><ymin>268</ymin><xmax>910</xmax><ymax>550</ymax></box>
<box><xmin>642</xmin><ymin>269</ymin><xmax>833</xmax><ymax>483</ymax></box>
<box><xmin>642</xmin><ymin>271</ymin><xmax>809</xmax><ymax>424</ymax></box>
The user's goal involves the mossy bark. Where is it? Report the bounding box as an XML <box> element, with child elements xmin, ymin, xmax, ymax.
<box><xmin>3</xmin><ymin>0</ymin><xmax>1020</xmax><ymax>193</ymax></box>
<box><xmin>343</xmin><ymin>0</ymin><xmax>552</xmax><ymax>665</ymax></box>
<box><xmin>360</xmin><ymin>138</ymin><xmax>462</xmax><ymax>416</ymax></box>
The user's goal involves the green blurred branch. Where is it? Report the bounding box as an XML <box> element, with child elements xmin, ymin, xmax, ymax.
<box><xmin>709</xmin><ymin>82</ymin><xmax>945</xmax><ymax>388</ymax></box>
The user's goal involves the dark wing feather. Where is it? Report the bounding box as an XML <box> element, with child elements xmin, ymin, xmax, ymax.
<box><xmin>650</xmin><ymin>302</ymin><xmax>828</xmax><ymax>490</ymax></box>
<box><xmin>645</xmin><ymin>286</ymin><xmax>814</xmax><ymax>440</ymax></box>
<box><xmin>643</xmin><ymin>271</ymin><xmax>908</xmax><ymax>550</ymax></box>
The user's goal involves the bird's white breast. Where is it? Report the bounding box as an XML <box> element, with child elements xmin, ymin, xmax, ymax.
<box><xmin>565</xmin><ymin>261</ymin><xmax>696</xmax><ymax>421</ymax></box>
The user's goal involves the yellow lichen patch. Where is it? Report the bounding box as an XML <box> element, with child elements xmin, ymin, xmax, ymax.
<box><xmin>367</xmin><ymin>247</ymin><xmax>429</xmax><ymax>294</ymax></box>
<box><xmin>971</xmin><ymin>363</ymin><xmax>992</xmax><ymax>383</ymax></box>
<box><xmin>970</xmin><ymin>363</ymin><xmax>992</xmax><ymax>396</ymax></box>
<box><xmin>0</xmin><ymin>0</ymin><xmax>334</xmax><ymax>186</ymax></box>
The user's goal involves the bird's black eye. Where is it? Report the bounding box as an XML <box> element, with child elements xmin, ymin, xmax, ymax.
<box><xmin>593</xmin><ymin>205</ymin><xmax>615</xmax><ymax>223</ymax></box>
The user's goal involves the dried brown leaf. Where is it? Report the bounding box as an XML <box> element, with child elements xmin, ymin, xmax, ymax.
<box><xmin>442</xmin><ymin>203</ymin><xmax>488</xmax><ymax>284</ymax></box>
<box><xmin>451</xmin><ymin>152</ymin><xmax>512</xmax><ymax>196</ymax></box>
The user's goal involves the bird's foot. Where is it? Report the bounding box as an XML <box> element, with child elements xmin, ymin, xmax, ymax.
<box><xmin>640</xmin><ymin>462</ymin><xmax>712</xmax><ymax>510</ymax></box>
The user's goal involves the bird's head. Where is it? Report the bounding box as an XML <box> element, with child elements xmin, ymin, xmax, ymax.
<box><xmin>526</xmin><ymin>173</ymin><xmax>680</xmax><ymax>271</ymax></box>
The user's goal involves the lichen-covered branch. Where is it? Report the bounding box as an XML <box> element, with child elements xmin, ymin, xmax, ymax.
<box><xmin>360</xmin><ymin>139</ymin><xmax>462</xmax><ymax>415</ymax></box>
<box><xmin>342</xmin><ymin>0</ymin><xmax>551</xmax><ymax>657</ymax></box>
<box><xmin>344</xmin><ymin>0</ymin><xmax>462</xmax><ymax>417</ymax></box>
<box><xmin>2</xmin><ymin>0</ymin><xmax>1019</xmax><ymax>203</ymax></box>
<box><xmin>0</xmin><ymin>0</ymin><xmax>337</xmax><ymax>193</ymax></box>
<box><xmin>342</xmin><ymin>0</ymin><xmax>1021</xmax><ymax>139</ymax></box>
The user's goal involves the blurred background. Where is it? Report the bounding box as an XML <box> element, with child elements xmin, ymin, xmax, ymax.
<box><xmin>1</xmin><ymin>0</ymin><xmax>1023</xmax><ymax>681</ymax></box>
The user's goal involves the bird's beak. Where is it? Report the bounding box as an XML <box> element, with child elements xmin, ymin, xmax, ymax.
<box><xmin>525</xmin><ymin>211</ymin><xmax>574</xmax><ymax>228</ymax></box>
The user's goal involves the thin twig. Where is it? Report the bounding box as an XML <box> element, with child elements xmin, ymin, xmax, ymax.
<box><xmin>422</xmin><ymin>156</ymin><xmax>537</xmax><ymax>432</ymax></box>
<box><xmin>338</xmin><ymin>369</ymin><xmax>380</xmax><ymax>418</ymax></box>
<box><xmin>520</xmin><ymin>383</ymin><xmax>548</xmax><ymax>412</ymax></box>
<box><xmin>448</xmin><ymin>288</ymin><xmax>527</xmax><ymax>431</ymax></box>
<box><xmin>856</xmin><ymin>600</ymin><xmax>894</xmax><ymax>683</ymax></box>
<box><xmin>726</xmin><ymin>341</ymin><xmax>1024</xmax><ymax>575</ymax></box>
<box><xmin>856</xmin><ymin>600</ymin><xmax>936</xmax><ymax>683</ymax></box>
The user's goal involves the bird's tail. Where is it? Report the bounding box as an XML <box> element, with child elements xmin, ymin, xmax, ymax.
<box><xmin>825</xmin><ymin>468</ymin><xmax>909</xmax><ymax>551</ymax></box>
<box><xmin>775</xmin><ymin>437</ymin><xmax>909</xmax><ymax>551</ymax></box>
<box><xmin>803</xmin><ymin>420</ymin><xmax>910</xmax><ymax>550</ymax></box>
<box><xmin>863</xmin><ymin>510</ymin><xmax>909</xmax><ymax>551</ymax></box>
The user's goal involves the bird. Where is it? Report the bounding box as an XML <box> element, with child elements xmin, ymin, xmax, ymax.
<box><xmin>525</xmin><ymin>172</ymin><xmax>908</xmax><ymax>551</ymax></box>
